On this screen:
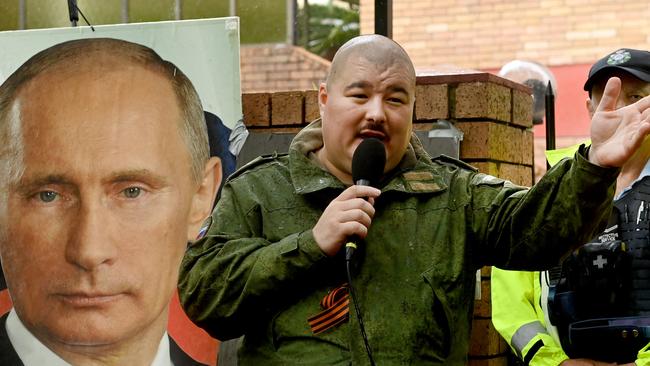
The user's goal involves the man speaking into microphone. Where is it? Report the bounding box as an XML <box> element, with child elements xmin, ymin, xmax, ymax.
<box><xmin>179</xmin><ymin>35</ymin><xmax>650</xmax><ymax>365</ymax></box>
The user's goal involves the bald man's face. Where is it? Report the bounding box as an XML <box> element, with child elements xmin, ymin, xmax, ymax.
<box><xmin>0</xmin><ymin>61</ymin><xmax>209</xmax><ymax>353</ymax></box>
<box><xmin>318</xmin><ymin>55</ymin><xmax>415</xmax><ymax>184</ymax></box>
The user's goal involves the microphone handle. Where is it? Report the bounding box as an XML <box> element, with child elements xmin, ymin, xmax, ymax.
<box><xmin>346</xmin><ymin>179</ymin><xmax>372</xmax><ymax>260</ymax></box>
<box><xmin>345</xmin><ymin>240</ymin><xmax>358</xmax><ymax>261</ymax></box>
<box><xmin>355</xmin><ymin>179</ymin><xmax>370</xmax><ymax>186</ymax></box>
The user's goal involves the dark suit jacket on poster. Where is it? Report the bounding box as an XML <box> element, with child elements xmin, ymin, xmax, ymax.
<box><xmin>0</xmin><ymin>313</ymin><xmax>206</xmax><ymax>366</ymax></box>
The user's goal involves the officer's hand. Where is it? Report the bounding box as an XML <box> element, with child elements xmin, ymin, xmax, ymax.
<box><xmin>312</xmin><ymin>185</ymin><xmax>380</xmax><ymax>257</ymax></box>
<box><xmin>560</xmin><ymin>359</ymin><xmax>615</xmax><ymax>366</ymax></box>
<box><xmin>589</xmin><ymin>76</ymin><xmax>650</xmax><ymax>168</ymax></box>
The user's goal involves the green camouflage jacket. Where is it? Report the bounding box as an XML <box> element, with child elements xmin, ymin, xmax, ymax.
<box><xmin>179</xmin><ymin>121</ymin><xmax>618</xmax><ymax>365</ymax></box>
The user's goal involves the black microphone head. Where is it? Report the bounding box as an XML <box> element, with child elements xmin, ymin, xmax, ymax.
<box><xmin>352</xmin><ymin>137</ymin><xmax>386</xmax><ymax>187</ymax></box>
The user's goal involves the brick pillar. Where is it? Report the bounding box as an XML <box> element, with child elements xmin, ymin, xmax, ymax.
<box><xmin>415</xmin><ymin>70</ymin><xmax>534</xmax><ymax>187</ymax></box>
<box><xmin>240</xmin><ymin>69</ymin><xmax>534</xmax><ymax>365</ymax></box>
<box><xmin>416</xmin><ymin>69</ymin><xmax>534</xmax><ymax>365</ymax></box>
<box><xmin>241</xmin><ymin>89</ymin><xmax>319</xmax><ymax>132</ymax></box>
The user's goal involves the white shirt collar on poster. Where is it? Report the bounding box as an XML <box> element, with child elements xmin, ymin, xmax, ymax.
<box><xmin>6</xmin><ymin>309</ymin><xmax>174</xmax><ymax>366</ymax></box>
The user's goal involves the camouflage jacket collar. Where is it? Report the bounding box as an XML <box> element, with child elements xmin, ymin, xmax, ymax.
<box><xmin>288</xmin><ymin>120</ymin><xmax>447</xmax><ymax>195</ymax></box>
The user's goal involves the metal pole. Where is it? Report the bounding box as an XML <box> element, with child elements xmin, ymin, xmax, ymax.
<box><xmin>67</xmin><ymin>0</ymin><xmax>79</xmax><ymax>27</ymax></box>
<box><xmin>545</xmin><ymin>81</ymin><xmax>556</xmax><ymax>170</ymax></box>
<box><xmin>174</xmin><ymin>0</ymin><xmax>182</xmax><ymax>20</ymax></box>
<box><xmin>374</xmin><ymin>0</ymin><xmax>392</xmax><ymax>38</ymax></box>
<box><xmin>287</xmin><ymin>0</ymin><xmax>295</xmax><ymax>44</ymax></box>
<box><xmin>303</xmin><ymin>0</ymin><xmax>310</xmax><ymax>47</ymax></box>
<box><xmin>121</xmin><ymin>0</ymin><xmax>129</xmax><ymax>23</ymax></box>
<box><xmin>18</xmin><ymin>0</ymin><xmax>26</xmax><ymax>29</ymax></box>
<box><xmin>229</xmin><ymin>0</ymin><xmax>236</xmax><ymax>16</ymax></box>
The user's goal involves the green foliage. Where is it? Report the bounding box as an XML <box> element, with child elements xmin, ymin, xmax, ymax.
<box><xmin>0</xmin><ymin>0</ymin><xmax>19</xmax><ymax>31</ymax></box>
<box><xmin>129</xmin><ymin>0</ymin><xmax>175</xmax><ymax>23</ymax></box>
<box><xmin>239</xmin><ymin>0</ymin><xmax>287</xmax><ymax>44</ymax></box>
<box><xmin>182</xmin><ymin>0</ymin><xmax>229</xmax><ymax>20</ymax></box>
<box><xmin>297</xmin><ymin>1</ymin><xmax>359</xmax><ymax>60</ymax></box>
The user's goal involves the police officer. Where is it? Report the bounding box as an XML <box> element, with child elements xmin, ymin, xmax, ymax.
<box><xmin>492</xmin><ymin>48</ymin><xmax>650</xmax><ymax>366</ymax></box>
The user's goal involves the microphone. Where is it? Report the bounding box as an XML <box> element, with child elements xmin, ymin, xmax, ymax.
<box><xmin>346</xmin><ymin>138</ymin><xmax>386</xmax><ymax>261</ymax></box>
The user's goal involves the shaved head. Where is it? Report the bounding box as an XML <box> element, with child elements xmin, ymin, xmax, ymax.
<box><xmin>317</xmin><ymin>34</ymin><xmax>416</xmax><ymax>184</ymax></box>
<box><xmin>326</xmin><ymin>34</ymin><xmax>416</xmax><ymax>89</ymax></box>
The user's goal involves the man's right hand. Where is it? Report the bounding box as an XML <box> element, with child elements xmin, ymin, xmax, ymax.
<box><xmin>312</xmin><ymin>185</ymin><xmax>381</xmax><ymax>257</ymax></box>
<box><xmin>560</xmin><ymin>359</ymin><xmax>616</xmax><ymax>366</ymax></box>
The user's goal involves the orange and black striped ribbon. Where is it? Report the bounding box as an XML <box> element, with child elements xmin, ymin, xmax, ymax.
<box><xmin>308</xmin><ymin>283</ymin><xmax>350</xmax><ymax>334</ymax></box>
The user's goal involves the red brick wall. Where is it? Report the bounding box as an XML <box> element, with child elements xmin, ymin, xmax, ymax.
<box><xmin>243</xmin><ymin>72</ymin><xmax>534</xmax><ymax>184</ymax></box>
<box><xmin>240</xmin><ymin>44</ymin><xmax>330</xmax><ymax>93</ymax></box>
<box><xmin>360</xmin><ymin>0</ymin><xmax>650</xmax><ymax>70</ymax></box>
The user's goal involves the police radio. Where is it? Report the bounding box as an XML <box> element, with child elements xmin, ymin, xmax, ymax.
<box><xmin>548</xmin><ymin>175</ymin><xmax>650</xmax><ymax>363</ymax></box>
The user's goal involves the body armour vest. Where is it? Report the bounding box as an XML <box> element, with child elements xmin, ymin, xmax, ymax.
<box><xmin>548</xmin><ymin>175</ymin><xmax>650</xmax><ymax>363</ymax></box>
<box><xmin>614</xmin><ymin>175</ymin><xmax>650</xmax><ymax>314</ymax></box>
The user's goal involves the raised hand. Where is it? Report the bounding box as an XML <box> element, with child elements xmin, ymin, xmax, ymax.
<box><xmin>589</xmin><ymin>77</ymin><xmax>650</xmax><ymax>168</ymax></box>
<box><xmin>312</xmin><ymin>185</ymin><xmax>381</xmax><ymax>256</ymax></box>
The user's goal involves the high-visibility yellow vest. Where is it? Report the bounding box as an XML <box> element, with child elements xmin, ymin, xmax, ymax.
<box><xmin>492</xmin><ymin>142</ymin><xmax>650</xmax><ymax>365</ymax></box>
<box><xmin>491</xmin><ymin>268</ymin><xmax>569</xmax><ymax>365</ymax></box>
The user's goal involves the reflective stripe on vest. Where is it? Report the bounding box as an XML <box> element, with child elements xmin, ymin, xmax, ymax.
<box><xmin>512</xmin><ymin>320</ymin><xmax>549</xmax><ymax>358</ymax></box>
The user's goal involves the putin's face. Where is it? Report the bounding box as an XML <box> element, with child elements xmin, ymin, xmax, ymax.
<box><xmin>0</xmin><ymin>61</ymin><xmax>208</xmax><ymax>351</ymax></box>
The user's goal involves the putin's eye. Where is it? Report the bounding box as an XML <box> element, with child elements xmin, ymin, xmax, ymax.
<box><xmin>122</xmin><ymin>187</ymin><xmax>142</xmax><ymax>199</ymax></box>
<box><xmin>38</xmin><ymin>191</ymin><xmax>58</xmax><ymax>203</ymax></box>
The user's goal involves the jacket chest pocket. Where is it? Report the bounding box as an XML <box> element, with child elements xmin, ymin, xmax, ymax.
<box><xmin>262</xmin><ymin>204</ymin><xmax>321</xmax><ymax>242</ymax></box>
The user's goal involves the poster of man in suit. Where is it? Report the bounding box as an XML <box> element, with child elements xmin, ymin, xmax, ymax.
<box><xmin>0</xmin><ymin>18</ymin><xmax>242</xmax><ymax>365</ymax></box>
